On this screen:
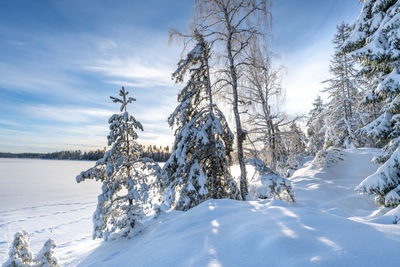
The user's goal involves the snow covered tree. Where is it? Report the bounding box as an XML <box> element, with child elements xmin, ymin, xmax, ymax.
<box><xmin>323</xmin><ymin>23</ymin><xmax>362</xmax><ymax>149</ymax></box>
<box><xmin>3</xmin><ymin>231</ymin><xmax>33</xmax><ymax>267</ymax></box>
<box><xmin>343</xmin><ymin>0</ymin><xmax>400</xmax><ymax>206</ymax></box>
<box><xmin>306</xmin><ymin>95</ymin><xmax>326</xmax><ymax>155</ymax></box>
<box><xmin>241</xmin><ymin>44</ymin><xmax>287</xmax><ymax>172</ymax></box>
<box><xmin>282</xmin><ymin>121</ymin><xmax>308</xmax><ymax>177</ymax></box>
<box><xmin>76</xmin><ymin>87</ymin><xmax>161</xmax><ymax>240</ymax></box>
<box><xmin>245</xmin><ymin>158</ymin><xmax>295</xmax><ymax>203</ymax></box>
<box><xmin>162</xmin><ymin>32</ymin><xmax>240</xmax><ymax>211</ymax></box>
<box><xmin>34</xmin><ymin>238</ymin><xmax>57</xmax><ymax>267</ymax></box>
<box><xmin>194</xmin><ymin>0</ymin><xmax>271</xmax><ymax>200</ymax></box>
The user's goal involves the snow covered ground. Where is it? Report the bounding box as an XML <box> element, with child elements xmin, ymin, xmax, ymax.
<box><xmin>2</xmin><ymin>149</ymin><xmax>400</xmax><ymax>266</ymax></box>
<box><xmin>0</xmin><ymin>159</ymin><xmax>101</xmax><ymax>265</ymax></box>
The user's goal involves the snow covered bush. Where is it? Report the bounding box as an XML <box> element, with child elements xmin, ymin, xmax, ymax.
<box><xmin>3</xmin><ymin>231</ymin><xmax>33</xmax><ymax>267</ymax></box>
<box><xmin>312</xmin><ymin>147</ymin><xmax>345</xmax><ymax>168</ymax></box>
<box><xmin>76</xmin><ymin>87</ymin><xmax>162</xmax><ymax>240</ymax></box>
<box><xmin>283</xmin><ymin>153</ymin><xmax>306</xmax><ymax>178</ymax></box>
<box><xmin>34</xmin><ymin>238</ymin><xmax>57</xmax><ymax>267</ymax></box>
<box><xmin>162</xmin><ymin>32</ymin><xmax>240</xmax><ymax>211</ymax></box>
<box><xmin>246</xmin><ymin>158</ymin><xmax>295</xmax><ymax>203</ymax></box>
<box><xmin>3</xmin><ymin>232</ymin><xmax>58</xmax><ymax>267</ymax></box>
<box><xmin>343</xmin><ymin>0</ymin><xmax>400</xmax><ymax>207</ymax></box>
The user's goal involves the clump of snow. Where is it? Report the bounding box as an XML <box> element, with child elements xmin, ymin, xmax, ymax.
<box><xmin>312</xmin><ymin>147</ymin><xmax>345</xmax><ymax>168</ymax></box>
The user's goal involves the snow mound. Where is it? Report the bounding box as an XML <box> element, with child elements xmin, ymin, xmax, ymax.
<box><xmin>245</xmin><ymin>158</ymin><xmax>294</xmax><ymax>203</ymax></box>
<box><xmin>311</xmin><ymin>147</ymin><xmax>345</xmax><ymax>168</ymax></box>
<box><xmin>78</xmin><ymin>148</ymin><xmax>400</xmax><ymax>267</ymax></box>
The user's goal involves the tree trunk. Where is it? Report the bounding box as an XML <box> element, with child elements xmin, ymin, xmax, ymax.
<box><xmin>205</xmin><ymin>47</ymin><xmax>218</xmax><ymax>199</ymax></box>
<box><xmin>226</xmin><ymin>33</ymin><xmax>248</xmax><ymax>200</ymax></box>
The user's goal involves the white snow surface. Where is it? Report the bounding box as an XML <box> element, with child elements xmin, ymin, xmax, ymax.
<box><xmin>2</xmin><ymin>149</ymin><xmax>400</xmax><ymax>266</ymax></box>
<box><xmin>0</xmin><ymin>159</ymin><xmax>101</xmax><ymax>266</ymax></box>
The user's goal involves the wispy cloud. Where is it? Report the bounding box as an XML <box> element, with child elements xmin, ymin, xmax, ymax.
<box><xmin>86</xmin><ymin>57</ymin><xmax>174</xmax><ymax>88</ymax></box>
<box><xmin>25</xmin><ymin>105</ymin><xmax>114</xmax><ymax>123</ymax></box>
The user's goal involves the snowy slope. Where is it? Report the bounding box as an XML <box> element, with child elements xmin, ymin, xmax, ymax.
<box><xmin>2</xmin><ymin>149</ymin><xmax>400</xmax><ymax>266</ymax></box>
<box><xmin>78</xmin><ymin>148</ymin><xmax>400</xmax><ymax>267</ymax></box>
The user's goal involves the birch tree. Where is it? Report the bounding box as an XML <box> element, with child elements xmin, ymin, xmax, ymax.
<box><xmin>241</xmin><ymin>44</ymin><xmax>286</xmax><ymax>171</ymax></box>
<box><xmin>194</xmin><ymin>0</ymin><xmax>271</xmax><ymax>200</ymax></box>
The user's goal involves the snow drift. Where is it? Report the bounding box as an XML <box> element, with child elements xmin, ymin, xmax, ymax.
<box><xmin>78</xmin><ymin>148</ymin><xmax>400</xmax><ymax>267</ymax></box>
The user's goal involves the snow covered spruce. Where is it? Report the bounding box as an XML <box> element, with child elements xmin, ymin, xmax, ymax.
<box><xmin>162</xmin><ymin>32</ymin><xmax>241</xmax><ymax>210</ymax></box>
<box><xmin>76</xmin><ymin>87</ymin><xmax>162</xmax><ymax>240</ymax></box>
<box><xmin>3</xmin><ymin>231</ymin><xmax>57</xmax><ymax>267</ymax></box>
<box><xmin>322</xmin><ymin>23</ymin><xmax>363</xmax><ymax>149</ymax></box>
<box><xmin>343</xmin><ymin>0</ymin><xmax>400</xmax><ymax>207</ymax></box>
<box><xmin>306</xmin><ymin>95</ymin><xmax>326</xmax><ymax>155</ymax></box>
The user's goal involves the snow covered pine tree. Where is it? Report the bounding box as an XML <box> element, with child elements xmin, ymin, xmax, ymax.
<box><xmin>343</xmin><ymin>0</ymin><xmax>400</xmax><ymax>207</ymax></box>
<box><xmin>34</xmin><ymin>238</ymin><xmax>57</xmax><ymax>267</ymax></box>
<box><xmin>76</xmin><ymin>87</ymin><xmax>161</xmax><ymax>240</ymax></box>
<box><xmin>306</xmin><ymin>95</ymin><xmax>326</xmax><ymax>155</ymax></box>
<box><xmin>3</xmin><ymin>231</ymin><xmax>33</xmax><ymax>267</ymax></box>
<box><xmin>323</xmin><ymin>23</ymin><xmax>362</xmax><ymax>149</ymax></box>
<box><xmin>3</xmin><ymin>231</ymin><xmax>58</xmax><ymax>267</ymax></box>
<box><xmin>162</xmin><ymin>32</ymin><xmax>240</xmax><ymax>211</ymax></box>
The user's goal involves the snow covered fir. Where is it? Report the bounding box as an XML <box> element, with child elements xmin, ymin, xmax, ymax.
<box><xmin>1</xmin><ymin>0</ymin><xmax>400</xmax><ymax>266</ymax></box>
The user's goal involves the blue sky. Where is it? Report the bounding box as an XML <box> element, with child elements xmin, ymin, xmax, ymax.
<box><xmin>0</xmin><ymin>0</ymin><xmax>362</xmax><ymax>153</ymax></box>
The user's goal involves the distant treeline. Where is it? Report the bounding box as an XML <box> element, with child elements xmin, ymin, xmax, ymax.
<box><xmin>0</xmin><ymin>145</ymin><xmax>172</xmax><ymax>162</ymax></box>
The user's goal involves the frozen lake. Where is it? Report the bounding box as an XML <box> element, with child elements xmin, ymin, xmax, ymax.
<box><xmin>0</xmin><ymin>158</ymin><xmax>101</xmax><ymax>265</ymax></box>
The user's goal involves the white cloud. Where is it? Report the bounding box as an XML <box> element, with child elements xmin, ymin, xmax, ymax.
<box><xmin>85</xmin><ymin>57</ymin><xmax>174</xmax><ymax>88</ymax></box>
<box><xmin>25</xmin><ymin>105</ymin><xmax>114</xmax><ymax>123</ymax></box>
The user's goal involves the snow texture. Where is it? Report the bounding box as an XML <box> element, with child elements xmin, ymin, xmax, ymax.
<box><xmin>80</xmin><ymin>149</ymin><xmax>400</xmax><ymax>267</ymax></box>
<box><xmin>4</xmin><ymin>149</ymin><xmax>400</xmax><ymax>266</ymax></box>
<box><xmin>311</xmin><ymin>147</ymin><xmax>345</xmax><ymax>168</ymax></box>
<box><xmin>245</xmin><ymin>158</ymin><xmax>295</xmax><ymax>203</ymax></box>
<box><xmin>0</xmin><ymin>159</ymin><xmax>100</xmax><ymax>266</ymax></box>
<box><xmin>345</xmin><ymin>0</ymin><xmax>400</xmax><ymax>207</ymax></box>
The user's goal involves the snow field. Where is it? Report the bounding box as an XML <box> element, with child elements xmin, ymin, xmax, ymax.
<box><xmin>2</xmin><ymin>148</ymin><xmax>400</xmax><ymax>266</ymax></box>
<box><xmin>0</xmin><ymin>159</ymin><xmax>101</xmax><ymax>265</ymax></box>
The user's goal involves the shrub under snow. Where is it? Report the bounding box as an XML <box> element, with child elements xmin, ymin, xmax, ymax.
<box><xmin>3</xmin><ymin>232</ymin><xmax>58</xmax><ymax>267</ymax></box>
<box><xmin>312</xmin><ymin>147</ymin><xmax>345</xmax><ymax>168</ymax></box>
<box><xmin>246</xmin><ymin>158</ymin><xmax>295</xmax><ymax>203</ymax></box>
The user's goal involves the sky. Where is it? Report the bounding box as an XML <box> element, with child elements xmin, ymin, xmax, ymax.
<box><xmin>0</xmin><ymin>0</ymin><xmax>362</xmax><ymax>153</ymax></box>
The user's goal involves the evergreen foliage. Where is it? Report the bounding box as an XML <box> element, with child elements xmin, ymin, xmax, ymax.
<box><xmin>162</xmin><ymin>33</ymin><xmax>240</xmax><ymax>211</ymax></box>
<box><xmin>306</xmin><ymin>95</ymin><xmax>326</xmax><ymax>155</ymax></box>
<box><xmin>194</xmin><ymin>0</ymin><xmax>271</xmax><ymax>200</ymax></box>
<box><xmin>76</xmin><ymin>87</ymin><xmax>161</xmax><ymax>240</ymax></box>
<box><xmin>323</xmin><ymin>23</ymin><xmax>362</xmax><ymax>149</ymax></box>
<box><xmin>3</xmin><ymin>231</ymin><xmax>33</xmax><ymax>267</ymax></box>
<box><xmin>34</xmin><ymin>238</ymin><xmax>58</xmax><ymax>267</ymax></box>
<box><xmin>3</xmin><ymin>232</ymin><xmax>59</xmax><ymax>267</ymax></box>
<box><xmin>344</xmin><ymin>0</ymin><xmax>400</xmax><ymax>206</ymax></box>
<box><xmin>281</xmin><ymin>122</ymin><xmax>308</xmax><ymax>177</ymax></box>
